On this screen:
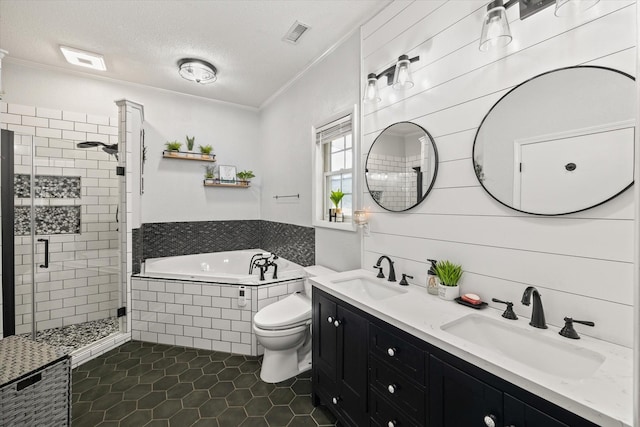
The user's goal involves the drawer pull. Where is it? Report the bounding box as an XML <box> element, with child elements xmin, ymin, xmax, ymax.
<box><xmin>327</xmin><ymin>316</ymin><xmax>333</xmax><ymax>323</ymax></box>
<box><xmin>332</xmin><ymin>396</ymin><xmax>340</xmax><ymax>405</ymax></box>
<box><xmin>387</xmin><ymin>420</ymin><xmax>397</xmax><ymax>427</ymax></box>
<box><xmin>484</xmin><ymin>414</ymin><xmax>497</xmax><ymax>427</ymax></box>
<box><xmin>334</xmin><ymin>319</ymin><xmax>341</xmax><ymax>327</ymax></box>
<box><xmin>387</xmin><ymin>384</ymin><xmax>397</xmax><ymax>394</ymax></box>
<box><xmin>387</xmin><ymin>347</ymin><xmax>397</xmax><ymax>357</ymax></box>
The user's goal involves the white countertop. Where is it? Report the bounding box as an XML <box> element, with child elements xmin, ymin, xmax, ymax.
<box><xmin>311</xmin><ymin>269</ymin><xmax>633</xmax><ymax>427</ymax></box>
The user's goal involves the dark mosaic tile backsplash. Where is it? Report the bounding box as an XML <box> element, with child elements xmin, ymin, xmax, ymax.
<box><xmin>15</xmin><ymin>174</ymin><xmax>81</xmax><ymax>199</ymax></box>
<box><xmin>15</xmin><ymin>206</ymin><xmax>81</xmax><ymax>235</ymax></box>
<box><xmin>135</xmin><ymin>220</ymin><xmax>314</xmax><ymax>273</ymax></box>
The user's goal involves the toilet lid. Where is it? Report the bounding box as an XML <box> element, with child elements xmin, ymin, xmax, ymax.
<box><xmin>254</xmin><ymin>293</ymin><xmax>311</xmax><ymax>330</ymax></box>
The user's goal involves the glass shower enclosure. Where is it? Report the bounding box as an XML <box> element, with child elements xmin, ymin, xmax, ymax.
<box><xmin>1</xmin><ymin>129</ymin><xmax>122</xmax><ymax>352</ymax></box>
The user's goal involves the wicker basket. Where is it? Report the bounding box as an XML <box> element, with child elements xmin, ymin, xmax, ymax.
<box><xmin>0</xmin><ymin>358</ymin><xmax>70</xmax><ymax>426</ymax></box>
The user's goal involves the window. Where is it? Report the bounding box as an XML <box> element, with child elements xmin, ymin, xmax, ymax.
<box><xmin>316</xmin><ymin>115</ymin><xmax>353</xmax><ymax>221</ymax></box>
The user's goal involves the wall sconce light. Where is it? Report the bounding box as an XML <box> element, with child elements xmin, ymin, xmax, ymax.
<box><xmin>363</xmin><ymin>54</ymin><xmax>419</xmax><ymax>104</ymax></box>
<box><xmin>178</xmin><ymin>58</ymin><xmax>217</xmax><ymax>84</ymax></box>
<box><xmin>479</xmin><ymin>0</ymin><xmax>599</xmax><ymax>51</ymax></box>
<box><xmin>354</xmin><ymin>209</ymin><xmax>370</xmax><ymax>235</ymax></box>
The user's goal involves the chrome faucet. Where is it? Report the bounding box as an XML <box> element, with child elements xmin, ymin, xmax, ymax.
<box><xmin>521</xmin><ymin>286</ymin><xmax>547</xmax><ymax>329</ymax></box>
<box><xmin>374</xmin><ymin>255</ymin><xmax>396</xmax><ymax>282</ymax></box>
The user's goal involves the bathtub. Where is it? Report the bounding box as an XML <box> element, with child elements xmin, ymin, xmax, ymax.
<box><xmin>141</xmin><ymin>249</ymin><xmax>305</xmax><ymax>285</ymax></box>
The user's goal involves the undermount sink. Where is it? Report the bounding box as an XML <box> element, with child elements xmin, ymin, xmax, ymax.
<box><xmin>441</xmin><ymin>314</ymin><xmax>605</xmax><ymax>380</ymax></box>
<box><xmin>332</xmin><ymin>276</ymin><xmax>408</xmax><ymax>301</ymax></box>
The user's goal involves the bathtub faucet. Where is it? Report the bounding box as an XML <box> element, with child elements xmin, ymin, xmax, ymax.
<box><xmin>249</xmin><ymin>253</ymin><xmax>279</xmax><ymax>281</ymax></box>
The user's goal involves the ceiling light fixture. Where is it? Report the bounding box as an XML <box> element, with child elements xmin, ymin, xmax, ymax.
<box><xmin>363</xmin><ymin>54</ymin><xmax>419</xmax><ymax>104</ymax></box>
<box><xmin>479</xmin><ymin>0</ymin><xmax>600</xmax><ymax>51</ymax></box>
<box><xmin>178</xmin><ymin>58</ymin><xmax>217</xmax><ymax>85</ymax></box>
<box><xmin>60</xmin><ymin>45</ymin><xmax>106</xmax><ymax>71</ymax></box>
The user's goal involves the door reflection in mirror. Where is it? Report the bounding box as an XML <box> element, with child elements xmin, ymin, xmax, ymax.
<box><xmin>473</xmin><ymin>66</ymin><xmax>635</xmax><ymax>215</ymax></box>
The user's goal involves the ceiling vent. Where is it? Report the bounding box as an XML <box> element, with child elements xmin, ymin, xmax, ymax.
<box><xmin>283</xmin><ymin>21</ymin><xmax>310</xmax><ymax>44</ymax></box>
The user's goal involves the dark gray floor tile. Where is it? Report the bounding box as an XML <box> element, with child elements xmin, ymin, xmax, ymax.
<box><xmin>120</xmin><ymin>409</ymin><xmax>152</xmax><ymax>427</ymax></box>
<box><xmin>73</xmin><ymin>341</ymin><xmax>338</xmax><ymax>427</ymax></box>
<box><xmin>265</xmin><ymin>405</ymin><xmax>294</xmax><ymax>426</ymax></box>
<box><xmin>217</xmin><ymin>407</ymin><xmax>248</xmax><ymax>427</ymax></box>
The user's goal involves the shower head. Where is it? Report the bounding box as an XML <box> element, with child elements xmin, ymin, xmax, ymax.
<box><xmin>77</xmin><ymin>141</ymin><xmax>119</xmax><ymax>159</ymax></box>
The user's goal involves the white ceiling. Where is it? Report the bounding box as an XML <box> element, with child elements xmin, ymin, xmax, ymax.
<box><xmin>0</xmin><ymin>0</ymin><xmax>389</xmax><ymax>109</ymax></box>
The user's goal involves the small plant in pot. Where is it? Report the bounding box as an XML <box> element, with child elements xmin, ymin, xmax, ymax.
<box><xmin>185</xmin><ymin>135</ymin><xmax>195</xmax><ymax>157</ymax></box>
<box><xmin>236</xmin><ymin>170</ymin><xmax>255</xmax><ymax>186</ymax></box>
<box><xmin>434</xmin><ymin>260</ymin><xmax>463</xmax><ymax>301</ymax></box>
<box><xmin>329</xmin><ymin>189</ymin><xmax>345</xmax><ymax>222</ymax></box>
<box><xmin>165</xmin><ymin>141</ymin><xmax>182</xmax><ymax>157</ymax></box>
<box><xmin>203</xmin><ymin>165</ymin><xmax>215</xmax><ymax>183</ymax></box>
<box><xmin>199</xmin><ymin>144</ymin><xmax>213</xmax><ymax>160</ymax></box>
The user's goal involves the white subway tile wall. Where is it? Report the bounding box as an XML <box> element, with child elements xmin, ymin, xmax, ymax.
<box><xmin>131</xmin><ymin>277</ymin><xmax>304</xmax><ymax>355</ymax></box>
<box><xmin>2</xmin><ymin>102</ymin><xmax>120</xmax><ymax>335</ymax></box>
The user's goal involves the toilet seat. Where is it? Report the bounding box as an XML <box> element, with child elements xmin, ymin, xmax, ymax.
<box><xmin>253</xmin><ymin>293</ymin><xmax>310</xmax><ymax>330</ymax></box>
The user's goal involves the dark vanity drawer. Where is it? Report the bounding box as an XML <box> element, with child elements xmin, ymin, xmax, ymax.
<box><xmin>370</xmin><ymin>390</ymin><xmax>421</xmax><ymax>427</ymax></box>
<box><xmin>370</xmin><ymin>355</ymin><xmax>425</xmax><ymax>423</ymax></box>
<box><xmin>370</xmin><ymin>323</ymin><xmax>425</xmax><ymax>384</ymax></box>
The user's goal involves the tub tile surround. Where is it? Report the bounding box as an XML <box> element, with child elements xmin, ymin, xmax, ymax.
<box><xmin>131</xmin><ymin>277</ymin><xmax>304</xmax><ymax>356</ymax></box>
<box><xmin>2</xmin><ymin>104</ymin><xmax>122</xmax><ymax>335</ymax></box>
<box><xmin>137</xmin><ymin>219</ymin><xmax>315</xmax><ymax>272</ymax></box>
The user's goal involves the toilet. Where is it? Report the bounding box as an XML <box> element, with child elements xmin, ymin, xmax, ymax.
<box><xmin>253</xmin><ymin>265</ymin><xmax>336</xmax><ymax>383</ymax></box>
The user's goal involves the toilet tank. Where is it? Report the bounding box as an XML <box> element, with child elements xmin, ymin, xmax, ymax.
<box><xmin>302</xmin><ymin>265</ymin><xmax>337</xmax><ymax>296</ymax></box>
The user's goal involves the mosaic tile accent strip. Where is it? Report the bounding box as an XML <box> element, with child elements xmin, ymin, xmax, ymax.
<box><xmin>15</xmin><ymin>205</ymin><xmax>81</xmax><ymax>235</ymax></box>
<box><xmin>14</xmin><ymin>174</ymin><xmax>81</xmax><ymax>199</ymax></box>
<box><xmin>140</xmin><ymin>220</ymin><xmax>315</xmax><ymax>267</ymax></box>
<box><xmin>142</xmin><ymin>220</ymin><xmax>261</xmax><ymax>259</ymax></box>
<box><xmin>260</xmin><ymin>221</ymin><xmax>315</xmax><ymax>267</ymax></box>
<box><xmin>132</xmin><ymin>227</ymin><xmax>143</xmax><ymax>274</ymax></box>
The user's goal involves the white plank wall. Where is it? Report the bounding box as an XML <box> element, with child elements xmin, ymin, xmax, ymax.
<box><xmin>361</xmin><ymin>0</ymin><xmax>636</xmax><ymax>348</ymax></box>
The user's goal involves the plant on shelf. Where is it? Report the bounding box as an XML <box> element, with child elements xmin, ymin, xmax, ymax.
<box><xmin>203</xmin><ymin>165</ymin><xmax>215</xmax><ymax>182</ymax></box>
<box><xmin>236</xmin><ymin>170</ymin><xmax>255</xmax><ymax>186</ymax></box>
<box><xmin>199</xmin><ymin>144</ymin><xmax>213</xmax><ymax>160</ymax></box>
<box><xmin>434</xmin><ymin>260</ymin><xmax>463</xmax><ymax>301</ymax></box>
<box><xmin>185</xmin><ymin>135</ymin><xmax>196</xmax><ymax>156</ymax></box>
<box><xmin>165</xmin><ymin>141</ymin><xmax>182</xmax><ymax>156</ymax></box>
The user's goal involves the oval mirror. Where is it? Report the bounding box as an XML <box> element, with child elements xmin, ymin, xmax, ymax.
<box><xmin>473</xmin><ymin>66</ymin><xmax>635</xmax><ymax>215</ymax></box>
<box><xmin>366</xmin><ymin>122</ymin><xmax>438</xmax><ymax>212</ymax></box>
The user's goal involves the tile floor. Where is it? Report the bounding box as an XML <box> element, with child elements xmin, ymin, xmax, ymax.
<box><xmin>72</xmin><ymin>341</ymin><xmax>340</xmax><ymax>427</ymax></box>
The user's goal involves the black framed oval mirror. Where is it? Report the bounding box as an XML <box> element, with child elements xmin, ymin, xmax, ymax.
<box><xmin>473</xmin><ymin>66</ymin><xmax>635</xmax><ymax>216</ymax></box>
<box><xmin>365</xmin><ymin>122</ymin><xmax>438</xmax><ymax>212</ymax></box>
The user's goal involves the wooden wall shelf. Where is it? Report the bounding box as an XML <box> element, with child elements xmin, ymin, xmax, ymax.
<box><xmin>203</xmin><ymin>180</ymin><xmax>250</xmax><ymax>188</ymax></box>
<box><xmin>162</xmin><ymin>151</ymin><xmax>216</xmax><ymax>162</ymax></box>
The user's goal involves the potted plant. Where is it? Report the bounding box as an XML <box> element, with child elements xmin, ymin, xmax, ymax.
<box><xmin>185</xmin><ymin>135</ymin><xmax>195</xmax><ymax>157</ymax></box>
<box><xmin>236</xmin><ymin>170</ymin><xmax>255</xmax><ymax>186</ymax></box>
<box><xmin>165</xmin><ymin>141</ymin><xmax>182</xmax><ymax>157</ymax></box>
<box><xmin>329</xmin><ymin>189</ymin><xmax>345</xmax><ymax>222</ymax></box>
<box><xmin>434</xmin><ymin>260</ymin><xmax>463</xmax><ymax>300</ymax></box>
<box><xmin>199</xmin><ymin>144</ymin><xmax>213</xmax><ymax>160</ymax></box>
<box><xmin>203</xmin><ymin>165</ymin><xmax>215</xmax><ymax>183</ymax></box>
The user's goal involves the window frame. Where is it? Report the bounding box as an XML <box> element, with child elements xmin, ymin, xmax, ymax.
<box><xmin>312</xmin><ymin>105</ymin><xmax>359</xmax><ymax>232</ymax></box>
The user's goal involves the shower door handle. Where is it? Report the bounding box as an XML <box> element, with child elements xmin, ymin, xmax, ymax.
<box><xmin>37</xmin><ymin>238</ymin><xmax>49</xmax><ymax>268</ymax></box>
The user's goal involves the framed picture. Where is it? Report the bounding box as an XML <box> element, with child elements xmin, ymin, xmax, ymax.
<box><xmin>218</xmin><ymin>165</ymin><xmax>237</xmax><ymax>183</ymax></box>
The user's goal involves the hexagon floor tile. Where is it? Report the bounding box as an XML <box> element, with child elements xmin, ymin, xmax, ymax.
<box><xmin>72</xmin><ymin>341</ymin><xmax>341</xmax><ymax>427</ymax></box>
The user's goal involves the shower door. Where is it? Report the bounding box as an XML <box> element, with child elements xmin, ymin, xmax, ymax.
<box><xmin>6</xmin><ymin>131</ymin><xmax>122</xmax><ymax>350</ymax></box>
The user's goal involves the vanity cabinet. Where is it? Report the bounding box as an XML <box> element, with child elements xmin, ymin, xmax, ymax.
<box><xmin>312</xmin><ymin>288</ymin><xmax>599</xmax><ymax>427</ymax></box>
<box><xmin>312</xmin><ymin>290</ymin><xmax>368</xmax><ymax>427</ymax></box>
<box><xmin>429</xmin><ymin>355</ymin><xmax>503</xmax><ymax>426</ymax></box>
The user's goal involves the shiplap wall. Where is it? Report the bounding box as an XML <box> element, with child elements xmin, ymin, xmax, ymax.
<box><xmin>361</xmin><ymin>0</ymin><xmax>636</xmax><ymax>348</ymax></box>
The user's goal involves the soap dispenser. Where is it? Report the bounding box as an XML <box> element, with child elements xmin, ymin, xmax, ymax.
<box><xmin>427</xmin><ymin>259</ymin><xmax>439</xmax><ymax>295</ymax></box>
